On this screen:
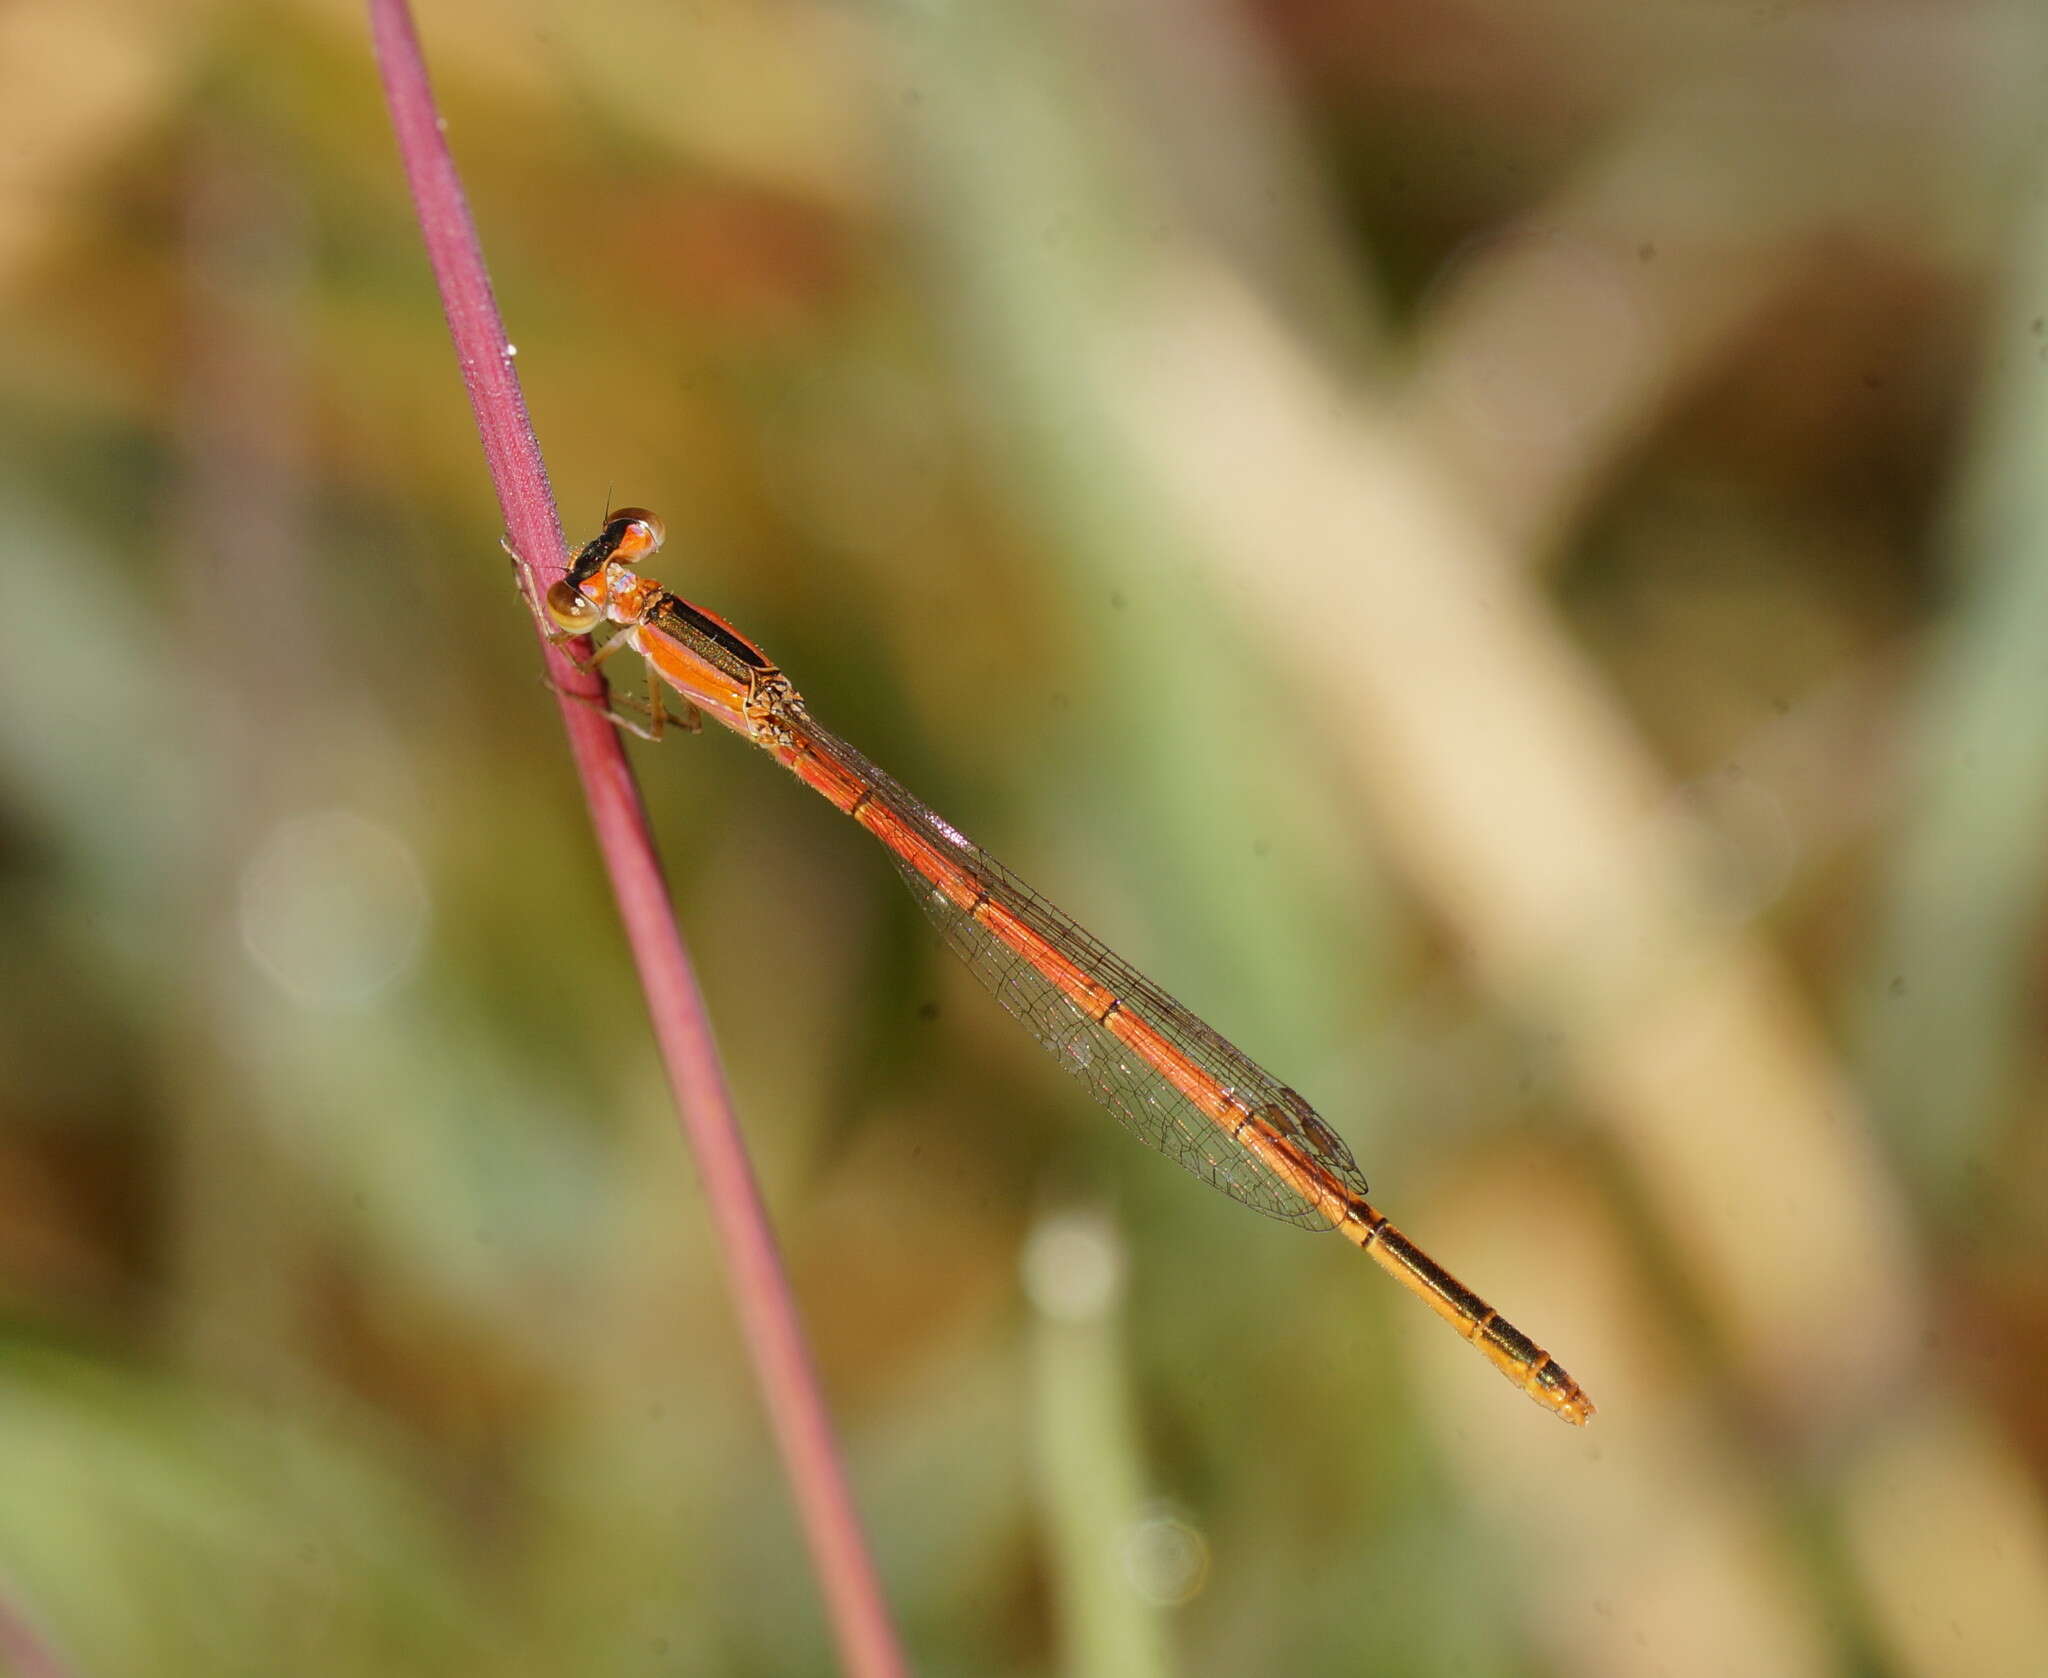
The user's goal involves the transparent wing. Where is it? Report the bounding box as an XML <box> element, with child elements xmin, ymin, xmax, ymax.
<box><xmin>808</xmin><ymin>722</ymin><xmax>1370</xmax><ymax>1227</ymax></box>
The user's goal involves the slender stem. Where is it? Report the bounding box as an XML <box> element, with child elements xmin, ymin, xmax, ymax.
<box><xmin>0</xmin><ymin>1584</ymin><xmax>71</xmax><ymax>1678</ymax></box>
<box><xmin>364</xmin><ymin>7</ymin><xmax>907</xmax><ymax>1672</ymax></box>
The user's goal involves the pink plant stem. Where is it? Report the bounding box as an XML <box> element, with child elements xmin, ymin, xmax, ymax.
<box><xmin>366</xmin><ymin>6</ymin><xmax>907</xmax><ymax>1673</ymax></box>
<box><xmin>0</xmin><ymin>1584</ymin><xmax>70</xmax><ymax>1678</ymax></box>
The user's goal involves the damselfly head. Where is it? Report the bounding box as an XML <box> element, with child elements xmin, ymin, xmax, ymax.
<box><xmin>605</xmin><ymin>507</ymin><xmax>666</xmax><ymax>565</ymax></box>
<box><xmin>544</xmin><ymin>576</ymin><xmax>605</xmax><ymax>634</ymax></box>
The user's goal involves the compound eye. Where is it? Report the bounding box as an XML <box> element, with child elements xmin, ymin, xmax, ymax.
<box><xmin>545</xmin><ymin>577</ymin><xmax>604</xmax><ymax>634</ymax></box>
<box><xmin>608</xmin><ymin>507</ymin><xmax>666</xmax><ymax>563</ymax></box>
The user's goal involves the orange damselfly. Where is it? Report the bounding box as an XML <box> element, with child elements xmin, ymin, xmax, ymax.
<box><xmin>526</xmin><ymin>509</ymin><xmax>1594</xmax><ymax>1424</ymax></box>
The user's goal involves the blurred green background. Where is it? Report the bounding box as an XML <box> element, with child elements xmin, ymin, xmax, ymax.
<box><xmin>4</xmin><ymin>0</ymin><xmax>2047</xmax><ymax>1673</ymax></box>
